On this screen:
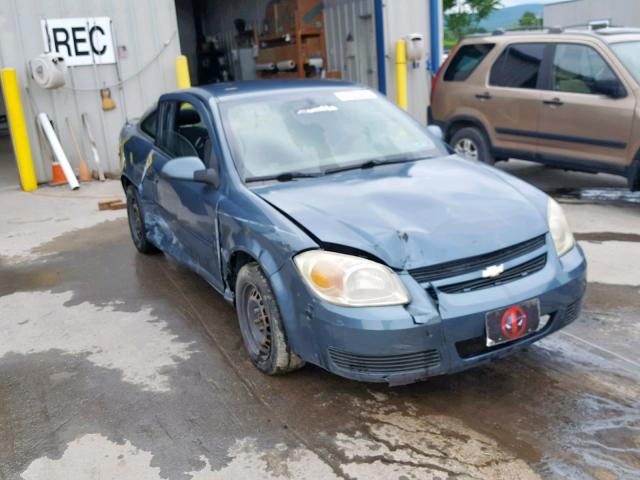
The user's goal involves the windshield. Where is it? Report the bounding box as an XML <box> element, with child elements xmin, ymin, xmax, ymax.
<box><xmin>216</xmin><ymin>89</ymin><xmax>444</xmax><ymax>181</ymax></box>
<box><xmin>611</xmin><ymin>42</ymin><xmax>640</xmax><ymax>84</ymax></box>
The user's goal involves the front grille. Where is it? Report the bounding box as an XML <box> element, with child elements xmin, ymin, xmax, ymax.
<box><xmin>408</xmin><ymin>235</ymin><xmax>546</xmax><ymax>284</ymax></box>
<box><xmin>328</xmin><ymin>348</ymin><xmax>440</xmax><ymax>374</ymax></box>
<box><xmin>439</xmin><ymin>254</ymin><xmax>547</xmax><ymax>294</ymax></box>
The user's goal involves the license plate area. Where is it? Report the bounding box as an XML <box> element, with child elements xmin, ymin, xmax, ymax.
<box><xmin>485</xmin><ymin>299</ymin><xmax>540</xmax><ymax>347</ymax></box>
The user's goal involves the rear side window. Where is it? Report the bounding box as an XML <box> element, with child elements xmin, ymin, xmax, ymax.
<box><xmin>141</xmin><ymin>110</ymin><xmax>158</xmax><ymax>139</ymax></box>
<box><xmin>490</xmin><ymin>43</ymin><xmax>546</xmax><ymax>89</ymax></box>
<box><xmin>444</xmin><ymin>44</ymin><xmax>494</xmax><ymax>82</ymax></box>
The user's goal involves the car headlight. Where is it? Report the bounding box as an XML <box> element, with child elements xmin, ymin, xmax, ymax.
<box><xmin>548</xmin><ymin>198</ymin><xmax>575</xmax><ymax>257</ymax></box>
<box><xmin>294</xmin><ymin>250</ymin><xmax>410</xmax><ymax>307</ymax></box>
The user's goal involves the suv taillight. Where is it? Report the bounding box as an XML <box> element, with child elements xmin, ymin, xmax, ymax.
<box><xmin>430</xmin><ymin>47</ymin><xmax>455</xmax><ymax>104</ymax></box>
<box><xmin>430</xmin><ymin>65</ymin><xmax>444</xmax><ymax>104</ymax></box>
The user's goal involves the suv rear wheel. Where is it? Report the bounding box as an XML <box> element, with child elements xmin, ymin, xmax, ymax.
<box><xmin>451</xmin><ymin>127</ymin><xmax>495</xmax><ymax>165</ymax></box>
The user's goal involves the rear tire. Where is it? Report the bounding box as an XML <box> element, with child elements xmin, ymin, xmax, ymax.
<box><xmin>125</xmin><ymin>185</ymin><xmax>159</xmax><ymax>254</ymax></box>
<box><xmin>451</xmin><ymin>127</ymin><xmax>495</xmax><ymax>165</ymax></box>
<box><xmin>235</xmin><ymin>263</ymin><xmax>305</xmax><ymax>375</ymax></box>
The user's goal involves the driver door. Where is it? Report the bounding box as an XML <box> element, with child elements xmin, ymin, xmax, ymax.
<box><xmin>155</xmin><ymin>95</ymin><xmax>224</xmax><ymax>290</ymax></box>
<box><xmin>537</xmin><ymin>42</ymin><xmax>635</xmax><ymax>170</ymax></box>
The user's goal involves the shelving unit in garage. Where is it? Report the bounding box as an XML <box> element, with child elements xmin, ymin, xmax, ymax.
<box><xmin>256</xmin><ymin>0</ymin><xmax>328</xmax><ymax>80</ymax></box>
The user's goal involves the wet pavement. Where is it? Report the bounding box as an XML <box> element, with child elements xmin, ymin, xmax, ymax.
<box><xmin>0</xmin><ymin>163</ymin><xmax>639</xmax><ymax>479</ymax></box>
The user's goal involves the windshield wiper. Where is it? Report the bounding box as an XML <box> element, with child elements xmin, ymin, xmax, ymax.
<box><xmin>245</xmin><ymin>171</ymin><xmax>322</xmax><ymax>183</ymax></box>
<box><xmin>323</xmin><ymin>155</ymin><xmax>434</xmax><ymax>175</ymax></box>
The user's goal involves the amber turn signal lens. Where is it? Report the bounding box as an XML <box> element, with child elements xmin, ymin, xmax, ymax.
<box><xmin>310</xmin><ymin>261</ymin><xmax>342</xmax><ymax>289</ymax></box>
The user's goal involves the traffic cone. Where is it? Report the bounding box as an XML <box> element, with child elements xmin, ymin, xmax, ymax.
<box><xmin>50</xmin><ymin>162</ymin><xmax>67</xmax><ymax>186</ymax></box>
<box><xmin>78</xmin><ymin>158</ymin><xmax>92</xmax><ymax>182</ymax></box>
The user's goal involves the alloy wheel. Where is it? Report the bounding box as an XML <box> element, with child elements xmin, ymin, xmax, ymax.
<box><xmin>454</xmin><ymin>138</ymin><xmax>479</xmax><ymax>161</ymax></box>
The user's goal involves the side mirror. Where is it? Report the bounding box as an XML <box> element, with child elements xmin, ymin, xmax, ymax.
<box><xmin>194</xmin><ymin>168</ymin><xmax>220</xmax><ymax>188</ymax></box>
<box><xmin>593</xmin><ymin>78</ymin><xmax>626</xmax><ymax>98</ymax></box>
<box><xmin>161</xmin><ymin>156</ymin><xmax>206</xmax><ymax>181</ymax></box>
<box><xmin>427</xmin><ymin>125</ymin><xmax>444</xmax><ymax>141</ymax></box>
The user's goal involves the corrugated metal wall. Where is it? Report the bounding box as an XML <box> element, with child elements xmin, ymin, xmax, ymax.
<box><xmin>544</xmin><ymin>0</ymin><xmax>640</xmax><ymax>28</ymax></box>
<box><xmin>324</xmin><ymin>0</ymin><xmax>377</xmax><ymax>88</ymax></box>
<box><xmin>0</xmin><ymin>0</ymin><xmax>180</xmax><ymax>182</ymax></box>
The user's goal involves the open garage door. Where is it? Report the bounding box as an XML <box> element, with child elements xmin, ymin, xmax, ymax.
<box><xmin>0</xmin><ymin>93</ymin><xmax>20</xmax><ymax>190</ymax></box>
<box><xmin>174</xmin><ymin>0</ymin><xmax>378</xmax><ymax>88</ymax></box>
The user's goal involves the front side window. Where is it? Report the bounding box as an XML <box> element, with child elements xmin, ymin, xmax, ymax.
<box><xmin>552</xmin><ymin>44</ymin><xmax>619</xmax><ymax>94</ymax></box>
<box><xmin>160</xmin><ymin>102</ymin><xmax>211</xmax><ymax>162</ymax></box>
<box><xmin>444</xmin><ymin>44</ymin><xmax>494</xmax><ymax>82</ymax></box>
<box><xmin>218</xmin><ymin>90</ymin><xmax>444</xmax><ymax>180</ymax></box>
<box><xmin>490</xmin><ymin>43</ymin><xmax>546</xmax><ymax>89</ymax></box>
<box><xmin>611</xmin><ymin>41</ymin><xmax>640</xmax><ymax>84</ymax></box>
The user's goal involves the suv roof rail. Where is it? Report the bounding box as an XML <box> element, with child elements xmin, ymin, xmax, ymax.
<box><xmin>462</xmin><ymin>24</ymin><xmax>640</xmax><ymax>41</ymax></box>
<box><xmin>594</xmin><ymin>27</ymin><xmax>640</xmax><ymax>35</ymax></box>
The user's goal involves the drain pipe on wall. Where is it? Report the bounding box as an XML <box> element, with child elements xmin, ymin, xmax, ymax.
<box><xmin>429</xmin><ymin>0</ymin><xmax>441</xmax><ymax>74</ymax></box>
<box><xmin>374</xmin><ymin>0</ymin><xmax>387</xmax><ymax>95</ymax></box>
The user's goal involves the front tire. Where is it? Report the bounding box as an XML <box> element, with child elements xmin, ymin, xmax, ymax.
<box><xmin>451</xmin><ymin>127</ymin><xmax>495</xmax><ymax>165</ymax></box>
<box><xmin>125</xmin><ymin>185</ymin><xmax>159</xmax><ymax>254</ymax></box>
<box><xmin>235</xmin><ymin>263</ymin><xmax>305</xmax><ymax>375</ymax></box>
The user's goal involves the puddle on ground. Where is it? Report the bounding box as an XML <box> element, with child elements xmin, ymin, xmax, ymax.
<box><xmin>575</xmin><ymin>232</ymin><xmax>640</xmax><ymax>243</ymax></box>
<box><xmin>2</xmin><ymin>218</ymin><xmax>640</xmax><ymax>480</ymax></box>
<box><xmin>550</xmin><ymin>188</ymin><xmax>640</xmax><ymax>205</ymax></box>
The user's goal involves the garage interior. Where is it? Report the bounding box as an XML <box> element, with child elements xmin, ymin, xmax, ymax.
<box><xmin>174</xmin><ymin>0</ymin><xmax>379</xmax><ymax>89</ymax></box>
<box><xmin>0</xmin><ymin>95</ymin><xmax>20</xmax><ymax>190</ymax></box>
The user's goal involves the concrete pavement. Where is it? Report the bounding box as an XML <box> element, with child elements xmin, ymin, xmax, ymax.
<box><xmin>0</xmin><ymin>163</ymin><xmax>639</xmax><ymax>479</ymax></box>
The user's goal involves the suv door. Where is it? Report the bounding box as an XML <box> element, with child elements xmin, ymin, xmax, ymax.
<box><xmin>537</xmin><ymin>42</ymin><xmax>635</xmax><ymax>172</ymax></box>
<box><xmin>153</xmin><ymin>95</ymin><xmax>224</xmax><ymax>290</ymax></box>
<box><xmin>485</xmin><ymin>42</ymin><xmax>549</xmax><ymax>158</ymax></box>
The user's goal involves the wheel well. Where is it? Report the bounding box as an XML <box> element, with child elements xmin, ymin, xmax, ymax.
<box><xmin>446</xmin><ymin>119</ymin><xmax>489</xmax><ymax>144</ymax></box>
<box><xmin>227</xmin><ymin>251</ymin><xmax>258</xmax><ymax>294</ymax></box>
<box><xmin>121</xmin><ymin>175</ymin><xmax>132</xmax><ymax>191</ymax></box>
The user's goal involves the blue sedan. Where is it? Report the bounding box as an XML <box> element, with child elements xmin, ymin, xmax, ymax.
<box><xmin>120</xmin><ymin>81</ymin><xmax>586</xmax><ymax>386</ymax></box>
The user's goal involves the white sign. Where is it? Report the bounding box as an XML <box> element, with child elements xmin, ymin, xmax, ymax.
<box><xmin>41</xmin><ymin>17</ymin><xmax>116</xmax><ymax>67</ymax></box>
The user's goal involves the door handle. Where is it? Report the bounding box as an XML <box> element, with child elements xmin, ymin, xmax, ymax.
<box><xmin>475</xmin><ymin>92</ymin><xmax>492</xmax><ymax>100</ymax></box>
<box><xmin>543</xmin><ymin>97</ymin><xmax>564</xmax><ymax>106</ymax></box>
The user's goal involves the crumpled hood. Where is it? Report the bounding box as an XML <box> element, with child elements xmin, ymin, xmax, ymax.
<box><xmin>252</xmin><ymin>156</ymin><xmax>549</xmax><ymax>270</ymax></box>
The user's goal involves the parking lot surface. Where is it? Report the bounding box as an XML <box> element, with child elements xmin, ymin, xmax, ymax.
<box><xmin>1</xmin><ymin>161</ymin><xmax>639</xmax><ymax>479</ymax></box>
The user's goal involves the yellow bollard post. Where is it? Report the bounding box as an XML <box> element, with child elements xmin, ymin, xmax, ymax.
<box><xmin>175</xmin><ymin>55</ymin><xmax>191</xmax><ymax>89</ymax></box>
<box><xmin>1</xmin><ymin>69</ymin><xmax>37</xmax><ymax>192</ymax></box>
<box><xmin>395</xmin><ymin>40</ymin><xmax>408</xmax><ymax>111</ymax></box>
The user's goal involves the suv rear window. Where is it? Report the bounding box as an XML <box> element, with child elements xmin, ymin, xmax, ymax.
<box><xmin>444</xmin><ymin>44</ymin><xmax>494</xmax><ymax>82</ymax></box>
<box><xmin>490</xmin><ymin>43</ymin><xmax>546</xmax><ymax>89</ymax></box>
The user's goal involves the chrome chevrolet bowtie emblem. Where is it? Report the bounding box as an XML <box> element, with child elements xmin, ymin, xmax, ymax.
<box><xmin>482</xmin><ymin>264</ymin><xmax>505</xmax><ymax>278</ymax></box>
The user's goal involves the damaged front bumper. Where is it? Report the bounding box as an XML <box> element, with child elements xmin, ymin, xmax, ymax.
<box><xmin>269</xmin><ymin>240</ymin><xmax>587</xmax><ymax>386</ymax></box>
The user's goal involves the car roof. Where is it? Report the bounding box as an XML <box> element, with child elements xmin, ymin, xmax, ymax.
<box><xmin>462</xmin><ymin>27</ymin><xmax>640</xmax><ymax>45</ymax></box>
<box><xmin>187</xmin><ymin>80</ymin><xmax>360</xmax><ymax>101</ymax></box>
